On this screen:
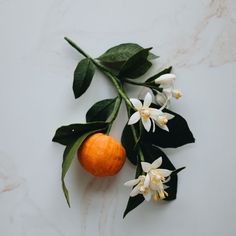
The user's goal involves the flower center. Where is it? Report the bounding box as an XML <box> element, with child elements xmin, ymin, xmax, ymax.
<box><xmin>140</xmin><ymin>109</ymin><xmax>150</xmax><ymax>119</ymax></box>
<box><xmin>139</xmin><ymin>185</ymin><xmax>150</xmax><ymax>194</ymax></box>
<box><xmin>174</xmin><ymin>90</ymin><xmax>182</xmax><ymax>99</ymax></box>
<box><xmin>158</xmin><ymin>116</ymin><xmax>168</xmax><ymax>126</ymax></box>
<box><xmin>150</xmin><ymin>175</ymin><xmax>161</xmax><ymax>185</ymax></box>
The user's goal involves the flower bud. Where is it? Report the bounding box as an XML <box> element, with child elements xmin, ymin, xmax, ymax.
<box><xmin>154</xmin><ymin>73</ymin><xmax>176</xmax><ymax>86</ymax></box>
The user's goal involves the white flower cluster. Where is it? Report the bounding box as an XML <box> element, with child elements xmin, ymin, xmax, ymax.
<box><xmin>155</xmin><ymin>73</ymin><xmax>182</xmax><ymax>107</ymax></box>
<box><xmin>128</xmin><ymin>92</ymin><xmax>174</xmax><ymax>132</ymax></box>
<box><xmin>124</xmin><ymin>157</ymin><xmax>172</xmax><ymax>202</ymax></box>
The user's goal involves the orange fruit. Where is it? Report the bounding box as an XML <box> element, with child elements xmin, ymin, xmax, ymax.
<box><xmin>77</xmin><ymin>133</ymin><xmax>126</xmax><ymax>176</ymax></box>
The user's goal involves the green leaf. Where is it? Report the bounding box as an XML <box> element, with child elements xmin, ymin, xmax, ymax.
<box><xmin>142</xmin><ymin>103</ymin><xmax>195</xmax><ymax>148</ymax></box>
<box><xmin>73</xmin><ymin>58</ymin><xmax>95</xmax><ymax>98</ymax></box>
<box><xmin>145</xmin><ymin>66</ymin><xmax>172</xmax><ymax>83</ymax></box>
<box><xmin>86</xmin><ymin>97</ymin><xmax>118</xmax><ymax>122</ymax></box>
<box><xmin>62</xmin><ymin>130</ymin><xmax>98</xmax><ymax>207</ymax></box>
<box><xmin>97</xmin><ymin>44</ymin><xmax>157</xmax><ymax>76</ymax></box>
<box><xmin>123</xmin><ymin>162</ymin><xmax>144</xmax><ymax>218</ymax></box>
<box><xmin>118</xmin><ymin>48</ymin><xmax>152</xmax><ymax>79</ymax></box>
<box><xmin>98</xmin><ymin>43</ymin><xmax>143</xmax><ymax>64</ymax></box>
<box><xmin>52</xmin><ymin>122</ymin><xmax>108</xmax><ymax>145</ymax></box>
<box><xmin>121</xmin><ymin>123</ymin><xmax>140</xmax><ymax>165</ymax></box>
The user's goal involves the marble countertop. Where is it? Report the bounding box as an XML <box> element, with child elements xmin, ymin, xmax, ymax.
<box><xmin>0</xmin><ymin>0</ymin><xmax>236</xmax><ymax>235</ymax></box>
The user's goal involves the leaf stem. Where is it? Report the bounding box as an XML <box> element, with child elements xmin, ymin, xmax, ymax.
<box><xmin>64</xmin><ymin>37</ymin><xmax>133</xmax><ymax>108</ymax></box>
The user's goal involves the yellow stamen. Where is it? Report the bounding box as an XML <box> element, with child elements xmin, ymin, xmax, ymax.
<box><xmin>139</xmin><ymin>186</ymin><xmax>150</xmax><ymax>194</ymax></box>
<box><xmin>174</xmin><ymin>90</ymin><xmax>183</xmax><ymax>99</ymax></box>
<box><xmin>140</xmin><ymin>109</ymin><xmax>150</xmax><ymax>119</ymax></box>
<box><xmin>153</xmin><ymin>193</ymin><xmax>160</xmax><ymax>202</ymax></box>
<box><xmin>158</xmin><ymin>116</ymin><xmax>168</xmax><ymax>126</ymax></box>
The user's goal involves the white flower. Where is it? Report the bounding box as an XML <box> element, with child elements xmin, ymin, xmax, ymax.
<box><xmin>128</xmin><ymin>92</ymin><xmax>174</xmax><ymax>132</ymax></box>
<box><xmin>128</xmin><ymin>92</ymin><xmax>160</xmax><ymax>132</ymax></box>
<box><xmin>124</xmin><ymin>175</ymin><xmax>153</xmax><ymax>201</ymax></box>
<box><xmin>154</xmin><ymin>73</ymin><xmax>176</xmax><ymax>88</ymax></box>
<box><xmin>155</xmin><ymin>92</ymin><xmax>168</xmax><ymax>107</ymax></box>
<box><xmin>141</xmin><ymin>157</ymin><xmax>172</xmax><ymax>201</ymax></box>
<box><xmin>171</xmin><ymin>89</ymin><xmax>183</xmax><ymax>99</ymax></box>
<box><xmin>162</xmin><ymin>88</ymin><xmax>183</xmax><ymax>100</ymax></box>
<box><xmin>124</xmin><ymin>157</ymin><xmax>173</xmax><ymax>202</ymax></box>
<box><xmin>154</xmin><ymin>73</ymin><xmax>182</xmax><ymax>106</ymax></box>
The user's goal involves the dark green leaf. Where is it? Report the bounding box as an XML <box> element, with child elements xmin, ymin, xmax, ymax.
<box><xmin>123</xmin><ymin>162</ymin><xmax>144</xmax><ymax>218</ymax></box>
<box><xmin>98</xmin><ymin>43</ymin><xmax>143</xmax><ymax>64</ymax></box>
<box><xmin>73</xmin><ymin>58</ymin><xmax>95</xmax><ymax>98</ymax></box>
<box><xmin>142</xmin><ymin>103</ymin><xmax>195</xmax><ymax>148</ymax></box>
<box><xmin>62</xmin><ymin>130</ymin><xmax>98</xmax><ymax>207</ymax></box>
<box><xmin>145</xmin><ymin>66</ymin><xmax>172</xmax><ymax>83</ymax></box>
<box><xmin>121</xmin><ymin>123</ymin><xmax>140</xmax><ymax>165</ymax></box>
<box><xmin>123</xmin><ymin>194</ymin><xmax>144</xmax><ymax>218</ymax></box>
<box><xmin>52</xmin><ymin>122</ymin><xmax>108</xmax><ymax>145</ymax></box>
<box><xmin>98</xmin><ymin>62</ymin><xmax>124</xmax><ymax>76</ymax></box>
<box><xmin>86</xmin><ymin>97</ymin><xmax>118</xmax><ymax>122</ymax></box>
<box><xmin>118</xmin><ymin>48</ymin><xmax>152</xmax><ymax>79</ymax></box>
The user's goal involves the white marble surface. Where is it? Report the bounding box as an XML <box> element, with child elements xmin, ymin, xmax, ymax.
<box><xmin>0</xmin><ymin>0</ymin><xmax>236</xmax><ymax>235</ymax></box>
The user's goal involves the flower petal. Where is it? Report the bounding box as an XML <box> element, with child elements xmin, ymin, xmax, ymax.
<box><xmin>163</xmin><ymin>176</ymin><xmax>171</xmax><ymax>183</ymax></box>
<box><xmin>150</xmin><ymin>108</ymin><xmax>161</xmax><ymax>119</ymax></box>
<box><xmin>141</xmin><ymin>117</ymin><xmax>151</xmax><ymax>132</ymax></box>
<box><xmin>158</xmin><ymin>169</ymin><xmax>172</xmax><ymax>177</ymax></box>
<box><xmin>144</xmin><ymin>174</ymin><xmax>150</xmax><ymax>187</ymax></box>
<box><xmin>156</xmin><ymin>74</ymin><xmax>176</xmax><ymax>84</ymax></box>
<box><xmin>130</xmin><ymin>185</ymin><xmax>140</xmax><ymax>197</ymax></box>
<box><xmin>155</xmin><ymin>93</ymin><xmax>167</xmax><ymax>106</ymax></box>
<box><xmin>163</xmin><ymin>184</ymin><xmax>169</xmax><ymax>189</ymax></box>
<box><xmin>164</xmin><ymin>113</ymin><xmax>175</xmax><ymax>120</ymax></box>
<box><xmin>157</xmin><ymin>124</ymin><xmax>169</xmax><ymax>132</ymax></box>
<box><xmin>128</xmin><ymin>112</ymin><xmax>140</xmax><ymax>125</ymax></box>
<box><xmin>130</xmin><ymin>98</ymin><xmax>142</xmax><ymax>110</ymax></box>
<box><xmin>163</xmin><ymin>88</ymin><xmax>173</xmax><ymax>99</ymax></box>
<box><xmin>143</xmin><ymin>92</ymin><xmax>152</xmax><ymax>108</ymax></box>
<box><xmin>150</xmin><ymin>182</ymin><xmax>160</xmax><ymax>191</ymax></box>
<box><xmin>141</xmin><ymin>162</ymin><xmax>152</xmax><ymax>173</ymax></box>
<box><xmin>143</xmin><ymin>191</ymin><xmax>152</xmax><ymax>201</ymax></box>
<box><xmin>151</xmin><ymin>157</ymin><xmax>162</xmax><ymax>169</ymax></box>
<box><xmin>124</xmin><ymin>179</ymin><xmax>140</xmax><ymax>187</ymax></box>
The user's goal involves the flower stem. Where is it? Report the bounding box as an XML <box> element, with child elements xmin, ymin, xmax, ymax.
<box><xmin>125</xmin><ymin>79</ymin><xmax>145</xmax><ymax>86</ymax></box>
<box><xmin>93</xmin><ymin>62</ymin><xmax>133</xmax><ymax>108</ymax></box>
<box><xmin>125</xmin><ymin>104</ymin><xmax>145</xmax><ymax>162</ymax></box>
<box><xmin>125</xmin><ymin>79</ymin><xmax>162</xmax><ymax>92</ymax></box>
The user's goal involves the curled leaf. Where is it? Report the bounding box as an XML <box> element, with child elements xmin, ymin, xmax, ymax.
<box><xmin>62</xmin><ymin>130</ymin><xmax>99</xmax><ymax>207</ymax></box>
